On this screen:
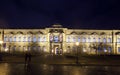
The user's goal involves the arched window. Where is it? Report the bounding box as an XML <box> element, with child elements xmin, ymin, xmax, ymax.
<box><xmin>18</xmin><ymin>46</ymin><xmax>21</xmax><ymax>51</ymax></box>
<box><xmin>18</xmin><ymin>37</ymin><xmax>21</xmax><ymax>42</ymax></box>
<box><xmin>82</xmin><ymin>37</ymin><xmax>86</xmax><ymax>43</ymax></box>
<box><xmin>38</xmin><ymin>37</ymin><xmax>40</xmax><ymax>42</ymax></box>
<box><xmin>28</xmin><ymin>37</ymin><xmax>31</xmax><ymax>42</ymax></box>
<box><xmin>78</xmin><ymin>37</ymin><xmax>80</xmax><ymax>42</ymax></box>
<box><xmin>117</xmin><ymin>38</ymin><xmax>120</xmax><ymax>43</ymax></box>
<box><xmin>108</xmin><ymin>47</ymin><xmax>112</xmax><ymax>53</ymax></box>
<box><xmin>104</xmin><ymin>47</ymin><xmax>107</xmax><ymax>52</ymax></box>
<box><xmin>73</xmin><ymin>37</ymin><xmax>76</xmax><ymax>42</ymax></box>
<box><xmin>98</xmin><ymin>38</ymin><xmax>101</xmax><ymax>43</ymax></box>
<box><xmin>88</xmin><ymin>38</ymin><xmax>91</xmax><ymax>42</ymax></box>
<box><xmin>67</xmin><ymin>36</ymin><xmax>70</xmax><ymax>42</ymax></box>
<box><xmin>103</xmin><ymin>38</ymin><xmax>106</xmax><ymax>43</ymax></box>
<box><xmin>4</xmin><ymin>36</ymin><xmax>8</xmax><ymax>42</ymax></box>
<box><xmin>23</xmin><ymin>37</ymin><xmax>26</xmax><ymax>42</ymax></box>
<box><xmin>33</xmin><ymin>37</ymin><xmax>36</xmax><ymax>42</ymax></box>
<box><xmin>93</xmin><ymin>38</ymin><xmax>96</xmax><ymax>42</ymax></box>
<box><xmin>108</xmin><ymin>38</ymin><xmax>111</xmax><ymax>43</ymax></box>
<box><xmin>13</xmin><ymin>37</ymin><xmax>16</xmax><ymax>42</ymax></box>
<box><xmin>83</xmin><ymin>47</ymin><xmax>87</xmax><ymax>52</ymax></box>
<box><xmin>43</xmin><ymin>37</ymin><xmax>46</xmax><ymax>42</ymax></box>
<box><xmin>9</xmin><ymin>37</ymin><xmax>12</xmax><ymax>42</ymax></box>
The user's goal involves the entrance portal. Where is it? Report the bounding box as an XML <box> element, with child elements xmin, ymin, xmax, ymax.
<box><xmin>54</xmin><ymin>45</ymin><xmax>59</xmax><ymax>55</ymax></box>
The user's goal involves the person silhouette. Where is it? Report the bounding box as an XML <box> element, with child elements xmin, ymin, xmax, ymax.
<box><xmin>28</xmin><ymin>52</ymin><xmax>31</xmax><ymax>62</ymax></box>
<box><xmin>25</xmin><ymin>52</ymin><xmax>28</xmax><ymax>64</ymax></box>
<box><xmin>25</xmin><ymin>52</ymin><xmax>32</xmax><ymax>64</ymax></box>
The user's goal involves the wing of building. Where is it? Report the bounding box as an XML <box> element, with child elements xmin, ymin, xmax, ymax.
<box><xmin>0</xmin><ymin>24</ymin><xmax>120</xmax><ymax>55</ymax></box>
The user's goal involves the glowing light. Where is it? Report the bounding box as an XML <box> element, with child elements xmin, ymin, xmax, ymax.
<box><xmin>104</xmin><ymin>49</ymin><xmax>107</xmax><ymax>52</ymax></box>
<box><xmin>76</xmin><ymin>42</ymin><xmax>79</xmax><ymax>46</ymax></box>
<box><xmin>25</xmin><ymin>48</ymin><xmax>28</xmax><ymax>51</ymax></box>
<box><xmin>5</xmin><ymin>48</ymin><xmax>8</xmax><ymax>52</ymax></box>
<box><xmin>0</xmin><ymin>41</ymin><xmax>3</xmax><ymax>44</ymax></box>
<box><xmin>83</xmin><ymin>49</ymin><xmax>87</xmax><ymax>52</ymax></box>
<box><xmin>52</xmin><ymin>49</ymin><xmax>54</xmax><ymax>53</ymax></box>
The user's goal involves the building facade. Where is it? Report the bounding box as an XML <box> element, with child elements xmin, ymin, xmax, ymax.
<box><xmin>0</xmin><ymin>24</ymin><xmax>120</xmax><ymax>55</ymax></box>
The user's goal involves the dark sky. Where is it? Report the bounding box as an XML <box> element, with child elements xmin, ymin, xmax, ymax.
<box><xmin>0</xmin><ymin>0</ymin><xmax>120</xmax><ymax>29</ymax></box>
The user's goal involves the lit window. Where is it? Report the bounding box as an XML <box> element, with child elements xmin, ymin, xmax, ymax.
<box><xmin>13</xmin><ymin>37</ymin><xmax>16</xmax><ymax>42</ymax></box>
<box><xmin>104</xmin><ymin>47</ymin><xmax>107</xmax><ymax>52</ymax></box>
<box><xmin>82</xmin><ymin>37</ymin><xmax>86</xmax><ymax>43</ymax></box>
<box><xmin>117</xmin><ymin>38</ymin><xmax>120</xmax><ymax>43</ymax></box>
<box><xmin>108</xmin><ymin>47</ymin><xmax>112</xmax><ymax>53</ymax></box>
<box><xmin>88</xmin><ymin>38</ymin><xmax>91</xmax><ymax>42</ymax></box>
<box><xmin>78</xmin><ymin>37</ymin><xmax>80</xmax><ymax>42</ymax></box>
<box><xmin>118</xmin><ymin>47</ymin><xmax>120</xmax><ymax>52</ymax></box>
<box><xmin>18</xmin><ymin>37</ymin><xmax>21</xmax><ymax>42</ymax></box>
<box><xmin>108</xmin><ymin>38</ymin><xmax>111</xmax><ymax>43</ymax></box>
<box><xmin>50</xmin><ymin>34</ymin><xmax>53</xmax><ymax>41</ymax></box>
<box><xmin>98</xmin><ymin>38</ymin><xmax>101</xmax><ymax>43</ymax></box>
<box><xmin>38</xmin><ymin>37</ymin><xmax>40</xmax><ymax>42</ymax></box>
<box><xmin>28</xmin><ymin>37</ymin><xmax>31</xmax><ymax>42</ymax></box>
<box><xmin>43</xmin><ymin>37</ymin><xmax>46</xmax><ymax>42</ymax></box>
<box><xmin>67</xmin><ymin>36</ymin><xmax>70</xmax><ymax>42</ymax></box>
<box><xmin>33</xmin><ymin>37</ymin><xmax>36</xmax><ymax>42</ymax></box>
<box><xmin>40</xmin><ymin>37</ymin><xmax>43</xmax><ymax>42</ymax></box>
<box><xmin>73</xmin><ymin>37</ymin><xmax>76</xmax><ymax>42</ymax></box>
<box><xmin>103</xmin><ymin>38</ymin><xmax>106</xmax><ymax>43</ymax></box>
<box><xmin>4</xmin><ymin>36</ymin><xmax>8</xmax><ymax>42</ymax></box>
<box><xmin>93</xmin><ymin>38</ymin><xmax>96</xmax><ymax>42</ymax></box>
<box><xmin>23</xmin><ymin>37</ymin><xmax>26</xmax><ymax>42</ymax></box>
<box><xmin>9</xmin><ymin>37</ymin><xmax>12</xmax><ymax>42</ymax></box>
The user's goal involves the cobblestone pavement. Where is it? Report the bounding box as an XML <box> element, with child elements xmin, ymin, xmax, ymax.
<box><xmin>1</xmin><ymin>54</ymin><xmax>120</xmax><ymax>65</ymax></box>
<box><xmin>0</xmin><ymin>63</ymin><xmax>120</xmax><ymax>75</ymax></box>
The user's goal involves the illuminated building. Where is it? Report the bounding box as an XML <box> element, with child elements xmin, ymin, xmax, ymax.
<box><xmin>0</xmin><ymin>24</ymin><xmax>120</xmax><ymax>54</ymax></box>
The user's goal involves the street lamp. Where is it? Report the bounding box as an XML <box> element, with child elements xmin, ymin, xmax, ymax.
<box><xmin>75</xmin><ymin>42</ymin><xmax>79</xmax><ymax>64</ymax></box>
<box><xmin>0</xmin><ymin>41</ymin><xmax>3</xmax><ymax>52</ymax></box>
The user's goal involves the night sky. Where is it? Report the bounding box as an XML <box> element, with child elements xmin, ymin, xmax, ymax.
<box><xmin>0</xmin><ymin>0</ymin><xmax>120</xmax><ymax>29</ymax></box>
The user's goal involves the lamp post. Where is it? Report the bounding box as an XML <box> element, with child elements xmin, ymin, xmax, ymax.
<box><xmin>0</xmin><ymin>41</ymin><xmax>3</xmax><ymax>52</ymax></box>
<box><xmin>75</xmin><ymin>42</ymin><xmax>79</xmax><ymax>64</ymax></box>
